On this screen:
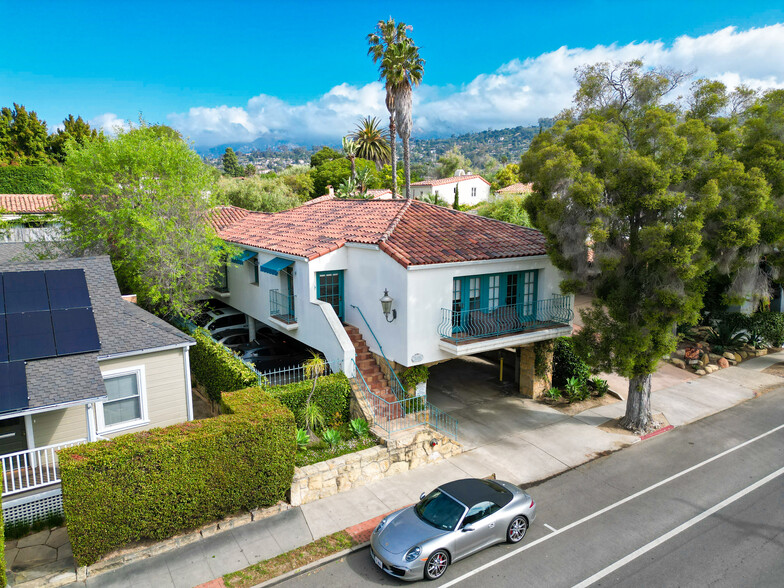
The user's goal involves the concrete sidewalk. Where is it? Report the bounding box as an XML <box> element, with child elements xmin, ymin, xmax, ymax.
<box><xmin>58</xmin><ymin>351</ymin><xmax>784</xmax><ymax>588</ymax></box>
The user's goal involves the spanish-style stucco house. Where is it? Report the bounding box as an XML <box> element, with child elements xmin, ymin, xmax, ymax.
<box><xmin>210</xmin><ymin>196</ymin><xmax>573</xmax><ymax>436</ymax></box>
<box><xmin>411</xmin><ymin>174</ymin><xmax>491</xmax><ymax>206</ymax></box>
<box><xmin>0</xmin><ymin>256</ymin><xmax>194</xmax><ymax>524</ymax></box>
<box><xmin>0</xmin><ymin>194</ymin><xmax>59</xmax><ymax>243</ymax></box>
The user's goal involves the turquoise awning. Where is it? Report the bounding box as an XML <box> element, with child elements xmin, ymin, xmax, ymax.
<box><xmin>259</xmin><ymin>257</ymin><xmax>293</xmax><ymax>275</ymax></box>
<box><xmin>231</xmin><ymin>249</ymin><xmax>257</xmax><ymax>265</ymax></box>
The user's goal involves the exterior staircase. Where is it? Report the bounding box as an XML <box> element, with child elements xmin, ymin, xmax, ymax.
<box><xmin>344</xmin><ymin>325</ymin><xmax>403</xmax><ymax>421</ymax></box>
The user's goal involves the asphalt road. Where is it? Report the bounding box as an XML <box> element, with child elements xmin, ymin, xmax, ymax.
<box><xmin>278</xmin><ymin>387</ymin><xmax>784</xmax><ymax>588</ymax></box>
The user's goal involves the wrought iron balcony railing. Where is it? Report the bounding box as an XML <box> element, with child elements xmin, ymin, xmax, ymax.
<box><xmin>438</xmin><ymin>295</ymin><xmax>573</xmax><ymax>342</ymax></box>
<box><xmin>269</xmin><ymin>289</ymin><xmax>296</xmax><ymax>324</ymax></box>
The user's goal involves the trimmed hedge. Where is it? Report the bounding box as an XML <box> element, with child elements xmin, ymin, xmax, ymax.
<box><xmin>0</xmin><ymin>165</ymin><xmax>56</xmax><ymax>194</ymax></box>
<box><xmin>59</xmin><ymin>390</ymin><xmax>295</xmax><ymax>567</ymax></box>
<box><xmin>189</xmin><ymin>327</ymin><xmax>258</xmax><ymax>402</ymax></box>
<box><xmin>267</xmin><ymin>373</ymin><xmax>351</xmax><ymax>429</ymax></box>
<box><xmin>553</xmin><ymin>337</ymin><xmax>591</xmax><ymax>390</ymax></box>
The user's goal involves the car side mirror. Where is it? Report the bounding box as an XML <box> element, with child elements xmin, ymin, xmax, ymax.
<box><xmin>462</xmin><ymin>523</ymin><xmax>475</xmax><ymax>532</ymax></box>
<box><xmin>419</xmin><ymin>492</ymin><xmax>426</xmax><ymax>501</ymax></box>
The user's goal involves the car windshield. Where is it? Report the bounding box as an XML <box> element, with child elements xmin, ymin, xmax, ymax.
<box><xmin>415</xmin><ymin>489</ymin><xmax>465</xmax><ymax>531</ymax></box>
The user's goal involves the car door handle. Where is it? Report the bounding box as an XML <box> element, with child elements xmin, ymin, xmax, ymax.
<box><xmin>488</xmin><ymin>523</ymin><xmax>495</xmax><ymax>528</ymax></box>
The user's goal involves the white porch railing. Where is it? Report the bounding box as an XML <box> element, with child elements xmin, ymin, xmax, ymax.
<box><xmin>1</xmin><ymin>439</ymin><xmax>87</xmax><ymax>497</ymax></box>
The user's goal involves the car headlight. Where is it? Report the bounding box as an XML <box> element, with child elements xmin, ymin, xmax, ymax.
<box><xmin>405</xmin><ymin>546</ymin><xmax>422</xmax><ymax>562</ymax></box>
<box><xmin>374</xmin><ymin>517</ymin><xmax>390</xmax><ymax>534</ymax></box>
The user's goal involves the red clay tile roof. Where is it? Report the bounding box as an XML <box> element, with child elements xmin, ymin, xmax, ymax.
<box><xmin>411</xmin><ymin>174</ymin><xmax>490</xmax><ymax>187</ymax></box>
<box><xmin>496</xmin><ymin>182</ymin><xmax>533</xmax><ymax>194</ymax></box>
<box><xmin>366</xmin><ymin>189</ymin><xmax>395</xmax><ymax>199</ymax></box>
<box><xmin>216</xmin><ymin>196</ymin><xmax>546</xmax><ymax>267</ymax></box>
<box><xmin>209</xmin><ymin>206</ymin><xmax>253</xmax><ymax>231</ymax></box>
<box><xmin>0</xmin><ymin>194</ymin><xmax>58</xmax><ymax>213</ymax></box>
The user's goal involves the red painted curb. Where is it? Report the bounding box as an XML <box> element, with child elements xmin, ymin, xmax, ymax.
<box><xmin>640</xmin><ymin>424</ymin><xmax>674</xmax><ymax>441</ymax></box>
<box><xmin>194</xmin><ymin>579</ymin><xmax>226</xmax><ymax>588</ymax></box>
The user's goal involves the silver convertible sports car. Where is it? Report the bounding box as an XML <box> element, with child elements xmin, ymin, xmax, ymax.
<box><xmin>370</xmin><ymin>478</ymin><xmax>536</xmax><ymax>581</ymax></box>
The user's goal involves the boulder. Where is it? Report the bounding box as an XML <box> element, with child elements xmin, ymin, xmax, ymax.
<box><xmin>709</xmin><ymin>353</ymin><xmax>723</xmax><ymax>362</ymax></box>
<box><xmin>723</xmin><ymin>351</ymin><xmax>736</xmax><ymax>360</ymax></box>
<box><xmin>738</xmin><ymin>351</ymin><xmax>748</xmax><ymax>359</ymax></box>
<box><xmin>755</xmin><ymin>348</ymin><xmax>768</xmax><ymax>357</ymax></box>
<box><xmin>704</xmin><ymin>364</ymin><xmax>718</xmax><ymax>374</ymax></box>
<box><xmin>671</xmin><ymin>349</ymin><xmax>686</xmax><ymax>359</ymax></box>
<box><xmin>670</xmin><ymin>358</ymin><xmax>687</xmax><ymax>370</ymax></box>
<box><xmin>717</xmin><ymin>357</ymin><xmax>729</xmax><ymax>369</ymax></box>
<box><xmin>728</xmin><ymin>359</ymin><xmax>738</xmax><ymax>366</ymax></box>
<box><xmin>700</xmin><ymin>354</ymin><xmax>710</xmax><ymax>366</ymax></box>
<box><xmin>733</xmin><ymin>353</ymin><xmax>742</xmax><ymax>363</ymax></box>
<box><xmin>695</xmin><ymin>369</ymin><xmax>706</xmax><ymax>376</ymax></box>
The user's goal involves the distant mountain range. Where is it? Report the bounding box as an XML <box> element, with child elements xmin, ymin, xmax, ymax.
<box><xmin>199</xmin><ymin>123</ymin><xmax>551</xmax><ymax>171</ymax></box>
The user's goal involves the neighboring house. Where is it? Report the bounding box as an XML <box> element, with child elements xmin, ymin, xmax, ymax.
<box><xmin>0</xmin><ymin>256</ymin><xmax>195</xmax><ymax>523</ymax></box>
<box><xmin>492</xmin><ymin>182</ymin><xmax>533</xmax><ymax>201</ymax></box>
<box><xmin>210</xmin><ymin>196</ymin><xmax>572</xmax><ymax>436</ymax></box>
<box><xmin>411</xmin><ymin>174</ymin><xmax>491</xmax><ymax>206</ymax></box>
<box><xmin>0</xmin><ymin>194</ymin><xmax>60</xmax><ymax>243</ymax></box>
<box><xmin>366</xmin><ymin>188</ymin><xmax>394</xmax><ymax>200</ymax></box>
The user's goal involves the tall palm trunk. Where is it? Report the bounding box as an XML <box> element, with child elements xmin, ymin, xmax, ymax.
<box><xmin>395</xmin><ymin>84</ymin><xmax>413</xmax><ymax>199</ymax></box>
<box><xmin>388</xmin><ymin>114</ymin><xmax>397</xmax><ymax>197</ymax></box>
<box><xmin>403</xmin><ymin>136</ymin><xmax>411</xmax><ymax>199</ymax></box>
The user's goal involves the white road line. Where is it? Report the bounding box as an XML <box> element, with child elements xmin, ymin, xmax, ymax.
<box><xmin>543</xmin><ymin>524</ymin><xmax>558</xmax><ymax>532</ymax></box>
<box><xmin>439</xmin><ymin>422</ymin><xmax>784</xmax><ymax>588</ymax></box>
<box><xmin>572</xmin><ymin>466</ymin><xmax>784</xmax><ymax>588</ymax></box>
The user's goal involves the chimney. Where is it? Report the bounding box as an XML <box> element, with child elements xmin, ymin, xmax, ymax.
<box><xmin>327</xmin><ymin>185</ymin><xmax>335</xmax><ymax>197</ymax></box>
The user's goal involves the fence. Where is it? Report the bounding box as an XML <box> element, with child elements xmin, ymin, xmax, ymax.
<box><xmin>1</xmin><ymin>439</ymin><xmax>86</xmax><ymax>497</ymax></box>
<box><xmin>255</xmin><ymin>359</ymin><xmax>342</xmax><ymax>387</ymax></box>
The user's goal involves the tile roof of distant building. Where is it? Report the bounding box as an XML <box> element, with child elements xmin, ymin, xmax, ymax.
<box><xmin>366</xmin><ymin>189</ymin><xmax>395</xmax><ymax>199</ymax></box>
<box><xmin>215</xmin><ymin>196</ymin><xmax>546</xmax><ymax>267</ymax></box>
<box><xmin>411</xmin><ymin>174</ymin><xmax>491</xmax><ymax>187</ymax></box>
<box><xmin>0</xmin><ymin>194</ymin><xmax>57</xmax><ymax>213</ymax></box>
<box><xmin>496</xmin><ymin>182</ymin><xmax>533</xmax><ymax>194</ymax></box>
<box><xmin>209</xmin><ymin>205</ymin><xmax>253</xmax><ymax>231</ymax></box>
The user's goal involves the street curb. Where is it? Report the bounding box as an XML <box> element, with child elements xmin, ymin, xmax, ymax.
<box><xmin>250</xmin><ymin>541</ymin><xmax>370</xmax><ymax>588</ymax></box>
<box><xmin>640</xmin><ymin>424</ymin><xmax>674</xmax><ymax>441</ymax></box>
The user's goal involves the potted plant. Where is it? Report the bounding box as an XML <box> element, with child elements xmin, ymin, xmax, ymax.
<box><xmin>400</xmin><ymin>365</ymin><xmax>429</xmax><ymax>398</ymax></box>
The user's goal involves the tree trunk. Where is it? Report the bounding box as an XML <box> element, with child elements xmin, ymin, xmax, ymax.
<box><xmin>620</xmin><ymin>373</ymin><xmax>652</xmax><ymax>433</ymax></box>
<box><xmin>389</xmin><ymin>115</ymin><xmax>397</xmax><ymax>197</ymax></box>
<box><xmin>350</xmin><ymin>157</ymin><xmax>356</xmax><ymax>181</ymax></box>
<box><xmin>403</xmin><ymin>134</ymin><xmax>411</xmax><ymax>199</ymax></box>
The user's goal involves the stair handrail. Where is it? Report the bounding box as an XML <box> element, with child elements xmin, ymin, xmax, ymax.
<box><xmin>349</xmin><ymin>304</ymin><xmax>407</xmax><ymax>401</ymax></box>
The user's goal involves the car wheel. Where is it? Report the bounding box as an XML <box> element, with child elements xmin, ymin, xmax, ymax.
<box><xmin>424</xmin><ymin>549</ymin><xmax>449</xmax><ymax>580</ymax></box>
<box><xmin>507</xmin><ymin>515</ymin><xmax>528</xmax><ymax>543</ymax></box>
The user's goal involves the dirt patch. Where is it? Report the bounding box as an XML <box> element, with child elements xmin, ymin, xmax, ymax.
<box><xmin>541</xmin><ymin>392</ymin><xmax>620</xmax><ymax>416</ymax></box>
<box><xmin>598</xmin><ymin>412</ymin><xmax>670</xmax><ymax>437</ymax></box>
<box><xmin>761</xmin><ymin>361</ymin><xmax>784</xmax><ymax>378</ymax></box>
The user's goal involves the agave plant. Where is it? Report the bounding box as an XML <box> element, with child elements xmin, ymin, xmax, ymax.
<box><xmin>565</xmin><ymin>377</ymin><xmax>589</xmax><ymax>402</ymax></box>
<box><xmin>321</xmin><ymin>428</ymin><xmax>341</xmax><ymax>448</ymax></box>
<box><xmin>544</xmin><ymin>387</ymin><xmax>561</xmax><ymax>401</ymax></box>
<box><xmin>295</xmin><ymin>428</ymin><xmax>309</xmax><ymax>451</ymax></box>
<box><xmin>590</xmin><ymin>377</ymin><xmax>610</xmax><ymax>397</ymax></box>
<box><xmin>706</xmin><ymin>322</ymin><xmax>747</xmax><ymax>350</ymax></box>
<box><xmin>349</xmin><ymin>418</ymin><xmax>370</xmax><ymax>438</ymax></box>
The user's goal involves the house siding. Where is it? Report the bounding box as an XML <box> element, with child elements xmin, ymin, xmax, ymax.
<box><xmin>97</xmin><ymin>348</ymin><xmax>188</xmax><ymax>437</ymax></box>
<box><xmin>31</xmin><ymin>406</ymin><xmax>87</xmax><ymax>447</ymax></box>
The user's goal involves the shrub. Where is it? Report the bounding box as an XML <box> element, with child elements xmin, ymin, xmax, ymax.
<box><xmin>591</xmin><ymin>377</ymin><xmax>610</xmax><ymax>397</ymax></box>
<box><xmin>706</xmin><ymin>322</ymin><xmax>747</xmax><ymax>350</ymax></box>
<box><xmin>296</xmin><ymin>428</ymin><xmax>309</xmax><ymax>450</ymax></box>
<box><xmin>0</xmin><ymin>165</ymin><xmax>56</xmax><ymax>194</ymax></box>
<box><xmin>60</xmin><ymin>389</ymin><xmax>295</xmax><ymax>567</ymax></box>
<box><xmin>189</xmin><ymin>328</ymin><xmax>258</xmax><ymax>402</ymax></box>
<box><xmin>544</xmin><ymin>387</ymin><xmax>561</xmax><ymax>401</ymax></box>
<box><xmin>564</xmin><ymin>376</ymin><xmax>589</xmax><ymax>402</ymax></box>
<box><xmin>267</xmin><ymin>373</ymin><xmax>351</xmax><ymax>429</ymax></box>
<box><xmin>399</xmin><ymin>365</ymin><xmax>429</xmax><ymax>391</ymax></box>
<box><xmin>553</xmin><ymin>337</ymin><xmax>591</xmax><ymax>389</ymax></box>
<box><xmin>754</xmin><ymin>311</ymin><xmax>784</xmax><ymax>347</ymax></box>
<box><xmin>349</xmin><ymin>418</ymin><xmax>369</xmax><ymax>438</ymax></box>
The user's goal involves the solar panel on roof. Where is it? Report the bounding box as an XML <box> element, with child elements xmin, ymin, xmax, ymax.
<box><xmin>6</xmin><ymin>311</ymin><xmax>56</xmax><ymax>361</ymax></box>
<box><xmin>0</xmin><ymin>361</ymin><xmax>28</xmax><ymax>413</ymax></box>
<box><xmin>0</xmin><ymin>315</ymin><xmax>7</xmax><ymax>363</ymax></box>
<box><xmin>4</xmin><ymin>271</ymin><xmax>49</xmax><ymax>313</ymax></box>
<box><xmin>46</xmin><ymin>269</ymin><xmax>92</xmax><ymax>310</ymax></box>
<box><xmin>52</xmin><ymin>308</ymin><xmax>100</xmax><ymax>355</ymax></box>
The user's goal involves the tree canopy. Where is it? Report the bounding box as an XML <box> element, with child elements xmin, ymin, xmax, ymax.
<box><xmin>222</xmin><ymin>147</ymin><xmax>243</xmax><ymax>177</ymax></box>
<box><xmin>520</xmin><ymin>60</ymin><xmax>779</xmax><ymax>432</ymax></box>
<box><xmin>55</xmin><ymin>122</ymin><xmax>223</xmax><ymax>317</ymax></box>
<box><xmin>0</xmin><ymin>104</ymin><xmax>51</xmax><ymax>165</ymax></box>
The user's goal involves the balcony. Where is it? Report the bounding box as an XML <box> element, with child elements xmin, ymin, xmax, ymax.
<box><xmin>269</xmin><ymin>289</ymin><xmax>297</xmax><ymax>330</ymax></box>
<box><xmin>1</xmin><ymin>439</ymin><xmax>87</xmax><ymax>497</ymax></box>
<box><xmin>438</xmin><ymin>295</ymin><xmax>573</xmax><ymax>355</ymax></box>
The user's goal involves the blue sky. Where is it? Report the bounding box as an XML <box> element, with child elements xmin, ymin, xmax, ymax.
<box><xmin>4</xmin><ymin>1</ymin><xmax>784</xmax><ymax>148</ymax></box>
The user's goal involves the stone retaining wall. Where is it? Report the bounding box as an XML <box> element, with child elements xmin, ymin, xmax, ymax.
<box><xmin>290</xmin><ymin>429</ymin><xmax>462</xmax><ymax>506</ymax></box>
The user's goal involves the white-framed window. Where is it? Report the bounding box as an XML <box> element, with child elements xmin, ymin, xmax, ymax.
<box><xmin>97</xmin><ymin>366</ymin><xmax>149</xmax><ymax>434</ymax></box>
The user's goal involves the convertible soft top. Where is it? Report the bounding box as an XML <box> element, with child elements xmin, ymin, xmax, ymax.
<box><xmin>440</xmin><ymin>478</ymin><xmax>513</xmax><ymax>508</ymax></box>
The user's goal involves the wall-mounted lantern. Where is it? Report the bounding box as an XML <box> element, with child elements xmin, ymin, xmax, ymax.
<box><xmin>380</xmin><ymin>289</ymin><xmax>397</xmax><ymax>322</ymax></box>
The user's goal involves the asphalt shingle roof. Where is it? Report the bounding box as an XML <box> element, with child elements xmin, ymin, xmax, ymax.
<box><xmin>0</xmin><ymin>256</ymin><xmax>193</xmax><ymax>410</ymax></box>
<box><xmin>212</xmin><ymin>197</ymin><xmax>546</xmax><ymax>267</ymax></box>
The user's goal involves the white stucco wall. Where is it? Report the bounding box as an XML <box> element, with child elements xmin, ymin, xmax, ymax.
<box><xmin>412</xmin><ymin>178</ymin><xmax>491</xmax><ymax>206</ymax></box>
<box><xmin>222</xmin><ymin>245</ymin><xmax>567</xmax><ymax>371</ymax></box>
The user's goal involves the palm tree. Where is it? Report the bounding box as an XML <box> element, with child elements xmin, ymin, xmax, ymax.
<box><xmin>367</xmin><ymin>18</ymin><xmax>412</xmax><ymax>198</ymax></box>
<box><xmin>342</xmin><ymin>136</ymin><xmax>358</xmax><ymax>180</ymax></box>
<box><xmin>351</xmin><ymin>116</ymin><xmax>390</xmax><ymax>169</ymax></box>
<box><xmin>388</xmin><ymin>41</ymin><xmax>424</xmax><ymax>199</ymax></box>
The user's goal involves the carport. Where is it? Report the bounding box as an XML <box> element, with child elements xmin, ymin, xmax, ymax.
<box><xmin>426</xmin><ymin>354</ymin><xmax>568</xmax><ymax>450</ymax></box>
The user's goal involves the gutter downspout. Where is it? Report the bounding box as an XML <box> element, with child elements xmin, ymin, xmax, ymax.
<box><xmin>183</xmin><ymin>346</ymin><xmax>194</xmax><ymax>421</ymax></box>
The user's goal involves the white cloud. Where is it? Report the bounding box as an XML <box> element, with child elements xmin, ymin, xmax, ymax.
<box><xmin>168</xmin><ymin>24</ymin><xmax>784</xmax><ymax>148</ymax></box>
<box><xmin>89</xmin><ymin>113</ymin><xmax>131</xmax><ymax>135</ymax></box>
